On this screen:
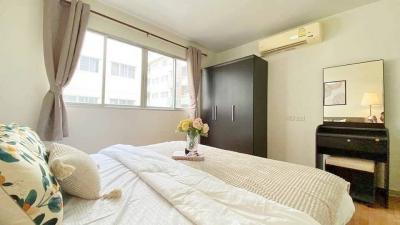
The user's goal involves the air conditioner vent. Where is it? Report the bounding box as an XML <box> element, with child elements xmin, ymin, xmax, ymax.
<box><xmin>259</xmin><ymin>22</ymin><xmax>322</xmax><ymax>56</ymax></box>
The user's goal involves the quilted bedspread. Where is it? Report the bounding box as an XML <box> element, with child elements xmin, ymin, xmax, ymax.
<box><xmin>142</xmin><ymin>141</ymin><xmax>352</xmax><ymax>225</ymax></box>
<box><xmin>99</xmin><ymin>144</ymin><xmax>320</xmax><ymax>225</ymax></box>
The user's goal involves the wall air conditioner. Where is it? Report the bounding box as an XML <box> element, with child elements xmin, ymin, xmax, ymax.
<box><xmin>259</xmin><ymin>22</ymin><xmax>322</xmax><ymax>56</ymax></box>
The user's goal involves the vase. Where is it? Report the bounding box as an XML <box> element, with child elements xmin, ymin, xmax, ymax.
<box><xmin>186</xmin><ymin>133</ymin><xmax>200</xmax><ymax>156</ymax></box>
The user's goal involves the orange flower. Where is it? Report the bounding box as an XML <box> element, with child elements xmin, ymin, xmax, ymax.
<box><xmin>5</xmin><ymin>145</ymin><xmax>17</xmax><ymax>155</ymax></box>
<box><xmin>22</xmin><ymin>203</ymin><xmax>31</xmax><ymax>211</ymax></box>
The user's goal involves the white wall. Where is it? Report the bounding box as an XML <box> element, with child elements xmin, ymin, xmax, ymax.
<box><xmin>64</xmin><ymin>106</ymin><xmax>186</xmax><ymax>153</ymax></box>
<box><xmin>0</xmin><ymin>0</ymin><xmax>48</xmax><ymax>129</ymax></box>
<box><xmin>212</xmin><ymin>0</ymin><xmax>400</xmax><ymax>192</ymax></box>
<box><xmin>0</xmin><ymin>0</ymin><xmax>215</xmax><ymax>153</ymax></box>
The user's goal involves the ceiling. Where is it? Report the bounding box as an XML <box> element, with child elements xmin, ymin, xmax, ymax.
<box><xmin>98</xmin><ymin>0</ymin><xmax>378</xmax><ymax>52</ymax></box>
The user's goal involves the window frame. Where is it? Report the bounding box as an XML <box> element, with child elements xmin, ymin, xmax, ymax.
<box><xmin>65</xmin><ymin>29</ymin><xmax>188</xmax><ymax>111</ymax></box>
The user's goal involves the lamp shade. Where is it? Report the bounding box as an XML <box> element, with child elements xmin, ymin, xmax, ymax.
<box><xmin>361</xmin><ymin>92</ymin><xmax>381</xmax><ymax>106</ymax></box>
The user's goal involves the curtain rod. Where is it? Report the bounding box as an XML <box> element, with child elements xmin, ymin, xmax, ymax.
<box><xmin>61</xmin><ymin>0</ymin><xmax>207</xmax><ymax>57</ymax></box>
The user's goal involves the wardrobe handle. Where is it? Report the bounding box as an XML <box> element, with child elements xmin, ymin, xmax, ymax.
<box><xmin>211</xmin><ymin>106</ymin><xmax>215</xmax><ymax>120</ymax></box>
<box><xmin>231</xmin><ymin>105</ymin><xmax>235</xmax><ymax>122</ymax></box>
<box><xmin>215</xmin><ymin>105</ymin><xmax>218</xmax><ymax>121</ymax></box>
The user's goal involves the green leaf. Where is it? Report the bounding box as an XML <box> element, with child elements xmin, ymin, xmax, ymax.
<box><xmin>25</xmin><ymin>190</ymin><xmax>37</xmax><ymax>205</ymax></box>
<box><xmin>42</xmin><ymin>218</ymin><xmax>58</xmax><ymax>225</ymax></box>
<box><xmin>26</xmin><ymin>136</ymin><xmax>34</xmax><ymax>144</ymax></box>
<box><xmin>39</xmin><ymin>164</ymin><xmax>50</xmax><ymax>191</ymax></box>
<box><xmin>39</xmin><ymin>164</ymin><xmax>46</xmax><ymax>176</ymax></box>
<box><xmin>48</xmin><ymin>196</ymin><xmax>62</xmax><ymax>213</ymax></box>
<box><xmin>21</xmin><ymin>154</ymin><xmax>33</xmax><ymax>164</ymax></box>
<box><xmin>2</xmin><ymin>182</ymin><xmax>13</xmax><ymax>186</ymax></box>
<box><xmin>33</xmin><ymin>213</ymin><xmax>45</xmax><ymax>225</ymax></box>
<box><xmin>23</xmin><ymin>152</ymin><xmax>34</xmax><ymax>161</ymax></box>
<box><xmin>38</xmin><ymin>146</ymin><xmax>46</xmax><ymax>159</ymax></box>
<box><xmin>10</xmin><ymin>195</ymin><xmax>24</xmax><ymax>207</ymax></box>
<box><xmin>42</xmin><ymin>176</ymin><xmax>49</xmax><ymax>191</ymax></box>
<box><xmin>0</xmin><ymin>149</ymin><xmax>19</xmax><ymax>163</ymax></box>
<box><xmin>50</xmin><ymin>175</ymin><xmax>58</xmax><ymax>186</ymax></box>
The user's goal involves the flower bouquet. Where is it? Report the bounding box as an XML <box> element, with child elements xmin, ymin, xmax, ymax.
<box><xmin>176</xmin><ymin>118</ymin><xmax>209</xmax><ymax>156</ymax></box>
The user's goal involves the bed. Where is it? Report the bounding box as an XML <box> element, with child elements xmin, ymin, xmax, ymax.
<box><xmin>63</xmin><ymin>142</ymin><xmax>354</xmax><ymax>225</ymax></box>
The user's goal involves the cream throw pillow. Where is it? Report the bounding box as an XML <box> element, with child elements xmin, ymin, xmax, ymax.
<box><xmin>45</xmin><ymin>143</ymin><xmax>121</xmax><ymax>200</ymax></box>
<box><xmin>45</xmin><ymin>143</ymin><xmax>102</xmax><ymax>200</ymax></box>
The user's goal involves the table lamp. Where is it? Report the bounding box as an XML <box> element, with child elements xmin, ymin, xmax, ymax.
<box><xmin>361</xmin><ymin>92</ymin><xmax>381</xmax><ymax>122</ymax></box>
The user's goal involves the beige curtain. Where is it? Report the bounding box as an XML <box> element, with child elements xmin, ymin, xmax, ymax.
<box><xmin>37</xmin><ymin>0</ymin><xmax>90</xmax><ymax>141</ymax></box>
<box><xmin>187</xmin><ymin>47</ymin><xmax>202</xmax><ymax>118</ymax></box>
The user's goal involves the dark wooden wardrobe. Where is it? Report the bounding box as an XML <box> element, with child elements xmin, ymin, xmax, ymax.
<box><xmin>201</xmin><ymin>55</ymin><xmax>268</xmax><ymax>158</ymax></box>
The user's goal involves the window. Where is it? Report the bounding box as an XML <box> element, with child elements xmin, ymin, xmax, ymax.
<box><xmin>111</xmin><ymin>62</ymin><xmax>135</xmax><ymax>79</ymax></box>
<box><xmin>147</xmin><ymin>51</ymin><xmax>174</xmax><ymax>108</ymax></box>
<box><xmin>105</xmin><ymin>39</ymin><xmax>142</xmax><ymax>106</ymax></box>
<box><xmin>109</xmin><ymin>98</ymin><xmax>136</xmax><ymax>105</ymax></box>
<box><xmin>64</xmin><ymin>31</ymin><xmax>104</xmax><ymax>104</ymax></box>
<box><xmin>65</xmin><ymin>30</ymin><xmax>191</xmax><ymax>109</ymax></box>
<box><xmin>64</xmin><ymin>95</ymin><xmax>99</xmax><ymax>104</ymax></box>
<box><xmin>80</xmin><ymin>56</ymin><xmax>99</xmax><ymax>73</ymax></box>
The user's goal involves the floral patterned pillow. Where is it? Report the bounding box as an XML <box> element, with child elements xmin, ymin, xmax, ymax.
<box><xmin>0</xmin><ymin>124</ymin><xmax>63</xmax><ymax>225</ymax></box>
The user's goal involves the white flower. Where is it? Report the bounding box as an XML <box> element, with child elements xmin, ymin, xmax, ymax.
<box><xmin>202</xmin><ymin>123</ymin><xmax>209</xmax><ymax>134</ymax></box>
<box><xmin>193</xmin><ymin>118</ymin><xmax>203</xmax><ymax>130</ymax></box>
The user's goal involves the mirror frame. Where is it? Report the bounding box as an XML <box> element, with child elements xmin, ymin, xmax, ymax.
<box><xmin>322</xmin><ymin>59</ymin><xmax>385</xmax><ymax>128</ymax></box>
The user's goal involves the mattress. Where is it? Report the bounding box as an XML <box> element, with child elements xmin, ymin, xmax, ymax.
<box><xmin>63</xmin><ymin>142</ymin><xmax>354</xmax><ymax>225</ymax></box>
<box><xmin>64</xmin><ymin>145</ymin><xmax>320</xmax><ymax>225</ymax></box>
<box><xmin>141</xmin><ymin>141</ymin><xmax>355</xmax><ymax>225</ymax></box>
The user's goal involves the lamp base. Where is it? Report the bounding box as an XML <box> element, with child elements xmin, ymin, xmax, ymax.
<box><xmin>367</xmin><ymin>115</ymin><xmax>378</xmax><ymax>123</ymax></box>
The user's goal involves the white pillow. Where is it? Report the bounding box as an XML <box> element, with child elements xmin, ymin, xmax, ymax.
<box><xmin>45</xmin><ymin>143</ymin><xmax>102</xmax><ymax>200</ymax></box>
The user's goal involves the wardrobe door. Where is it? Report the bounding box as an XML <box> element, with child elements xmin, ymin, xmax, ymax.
<box><xmin>200</xmin><ymin>68</ymin><xmax>214</xmax><ymax>146</ymax></box>
<box><xmin>253</xmin><ymin>57</ymin><xmax>268</xmax><ymax>158</ymax></box>
<box><xmin>207</xmin><ymin>66</ymin><xmax>232</xmax><ymax>149</ymax></box>
<box><xmin>224</xmin><ymin>58</ymin><xmax>254</xmax><ymax>155</ymax></box>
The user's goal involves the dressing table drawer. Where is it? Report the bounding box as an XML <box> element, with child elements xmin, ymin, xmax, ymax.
<box><xmin>317</xmin><ymin>134</ymin><xmax>387</xmax><ymax>153</ymax></box>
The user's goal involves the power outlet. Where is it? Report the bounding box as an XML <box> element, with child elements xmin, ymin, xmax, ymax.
<box><xmin>296</xmin><ymin>116</ymin><xmax>306</xmax><ymax>121</ymax></box>
<box><xmin>287</xmin><ymin>115</ymin><xmax>306</xmax><ymax>122</ymax></box>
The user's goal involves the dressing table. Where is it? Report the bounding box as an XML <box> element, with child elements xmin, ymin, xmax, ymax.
<box><xmin>316</xmin><ymin>60</ymin><xmax>389</xmax><ymax>207</ymax></box>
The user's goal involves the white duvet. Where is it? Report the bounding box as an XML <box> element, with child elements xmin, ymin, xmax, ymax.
<box><xmin>64</xmin><ymin>145</ymin><xmax>320</xmax><ymax>225</ymax></box>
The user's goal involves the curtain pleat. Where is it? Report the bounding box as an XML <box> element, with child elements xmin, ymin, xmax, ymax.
<box><xmin>37</xmin><ymin>0</ymin><xmax>90</xmax><ymax>141</ymax></box>
<box><xmin>187</xmin><ymin>47</ymin><xmax>202</xmax><ymax>118</ymax></box>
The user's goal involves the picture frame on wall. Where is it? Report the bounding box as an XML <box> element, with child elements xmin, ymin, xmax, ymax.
<box><xmin>324</xmin><ymin>80</ymin><xmax>347</xmax><ymax>106</ymax></box>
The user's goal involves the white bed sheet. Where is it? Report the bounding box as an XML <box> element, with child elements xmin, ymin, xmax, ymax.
<box><xmin>63</xmin><ymin>154</ymin><xmax>192</xmax><ymax>225</ymax></box>
<box><xmin>335</xmin><ymin>193</ymin><xmax>355</xmax><ymax>225</ymax></box>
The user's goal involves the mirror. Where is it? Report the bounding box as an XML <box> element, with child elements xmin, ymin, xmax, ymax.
<box><xmin>323</xmin><ymin>60</ymin><xmax>384</xmax><ymax>124</ymax></box>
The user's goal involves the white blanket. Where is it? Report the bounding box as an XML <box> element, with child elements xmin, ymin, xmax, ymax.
<box><xmin>96</xmin><ymin>145</ymin><xmax>320</xmax><ymax>225</ymax></box>
<box><xmin>143</xmin><ymin>142</ymin><xmax>353</xmax><ymax>225</ymax></box>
